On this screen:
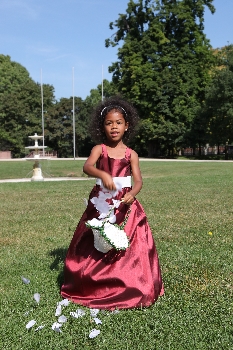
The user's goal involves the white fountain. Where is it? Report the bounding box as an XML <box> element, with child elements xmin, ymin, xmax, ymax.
<box><xmin>25</xmin><ymin>133</ymin><xmax>49</xmax><ymax>181</ymax></box>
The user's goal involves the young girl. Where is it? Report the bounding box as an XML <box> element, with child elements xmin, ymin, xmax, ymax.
<box><xmin>61</xmin><ymin>96</ymin><xmax>164</xmax><ymax>309</ymax></box>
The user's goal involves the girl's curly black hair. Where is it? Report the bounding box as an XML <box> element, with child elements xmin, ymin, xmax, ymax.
<box><xmin>89</xmin><ymin>95</ymin><xmax>139</xmax><ymax>144</ymax></box>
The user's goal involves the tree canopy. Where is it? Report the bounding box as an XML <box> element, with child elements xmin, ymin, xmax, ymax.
<box><xmin>0</xmin><ymin>55</ymin><xmax>55</xmax><ymax>157</ymax></box>
<box><xmin>106</xmin><ymin>0</ymin><xmax>215</xmax><ymax>156</ymax></box>
<box><xmin>205</xmin><ymin>45</ymin><xmax>233</xmax><ymax>147</ymax></box>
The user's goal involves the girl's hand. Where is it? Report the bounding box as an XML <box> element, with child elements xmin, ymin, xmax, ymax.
<box><xmin>101</xmin><ymin>173</ymin><xmax>116</xmax><ymax>191</ymax></box>
<box><xmin>122</xmin><ymin>192</ymin><xmax>134</xmax><ymax>205</ymax></box>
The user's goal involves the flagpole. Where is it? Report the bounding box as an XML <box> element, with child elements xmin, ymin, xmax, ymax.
<box><xmin>41</xmin><ymin>69</ymin><xmax>45</xmax><ymax>156</ymax></box>
<box><xmin>102</xmin><ymin>65</ymin><xmax>104</xmax><ymax>101</ymax></box>
<box><xmin>72</xmin><ymin>67</ymin><xmax>75</xmax><ymax>160</ymax></box>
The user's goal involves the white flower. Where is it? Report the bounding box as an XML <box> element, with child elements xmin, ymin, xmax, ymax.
<box><xmin>99</xmin><ymin>191</ymin><xmax>112</xmax><ymax>200</ymax></box>
<box><xmin>70</xmin><ymin>309</ymin><xmax>85</xmax><ymax>318</ymax></box>
<box><xmin>26</xmin><ymin>320</ymin><xmax>36</xmax><ymax>329</ymax></box>
<box><xmin>76</xmin><ymin>309</ymin><xmax>85</xmax><ymax>317</ymax></box>
<box><xmin>58</xmin><ymin>315</ymin><xmax>67</xmax><ymax>323</ymax></box>
<box><xmin>55</xmin><ymin>304</ymin><xmax>62</xmax><ymax>316</ymax></box>
<box><xmin>90</xmin><ymin>308</ymin><xmax>99</xmax><ymax>317</ymax></box>
<box><xmin>112</xmin><ymin>199</ymin><xmax>121</xmax><ymax>208</ymax></box>
<box><xmin>108</xmin><ymin>214</ymin><xmax>116</xmax><ymax>224</ymax></box>
<box><xmin>89</xmin><ymin>329</ymin><xmax>100</xmax><ymax>338</ymax></box>
<box><xmin>91</xmin><ymin>191</ymin><xmax>112</xmax><ymax>217</ymax></box>
<box><xmin>33</xmin><ymin>293</ymin><xmax>40</xmax><ymax>304</ymax></box>
<box><xmin>87</xmin><ymin>218</ymin><xmax>103</xmax><ymax>228</ymax></box>
<box><xmin>93</xmin><ymin>317</ymin><xmax>102</xmax><ymax>325</ymax></box>
<box><xmin>22</xmin><ymin>276</ymin><xmax>30</xmax><ymax>284</ymax></box>
<box><xmin>58</xmin><ymin>298</ymin><xmax>70</xmax><ymax>307</ymax></box>
<box><xmin>52</xmin><ymin>322</ymin><xmax>62</xmax><ymax>333</ymax></box>
<box><xmin>111</xmin><ymin>309</ymin><xmax>120</xmax><ymax>314</ymax></box>
<box><xmin>103</xmin><ymin>223</ymin><xmax>129</xmax><ymax>249</ymax></box>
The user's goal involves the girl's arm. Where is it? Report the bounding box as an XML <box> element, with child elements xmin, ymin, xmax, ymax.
<box><xmin>83</xmin><ymin>145</ymin><xmax>116</xmax><ymax>190</ymax></box>
<box><xmin>122</xmin><ymin>150</ymin><xmax>143</xmax><ymax>205</ymax></box>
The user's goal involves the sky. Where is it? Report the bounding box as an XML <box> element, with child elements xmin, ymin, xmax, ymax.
<box><xmin>0</xmin><ymin>0</ymin><xmax>233</xmax><ymax>101</ymax></box>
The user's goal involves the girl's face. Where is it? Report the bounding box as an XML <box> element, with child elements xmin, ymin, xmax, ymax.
<box><xmin>103</xmin><ymin>110</ymin><xmax>128</xmax><ymax>143</ymax></box>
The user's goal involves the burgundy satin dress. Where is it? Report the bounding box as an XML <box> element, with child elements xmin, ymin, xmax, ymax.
<box><xmin>61</xmin><ymin>144</ymin><xmax>164</xmax><ymax>309</ymax></box>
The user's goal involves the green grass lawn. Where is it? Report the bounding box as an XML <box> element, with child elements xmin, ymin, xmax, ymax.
<box><xmin>0</xmin><ymin>161</ymin><xmax>232</xmax><ymax>349</ymax></box>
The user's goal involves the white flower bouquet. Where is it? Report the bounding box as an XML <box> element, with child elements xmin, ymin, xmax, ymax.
<box><xmin>85</xmin><ymin>189</ymin><xmax>130</xmax><ymax>253</ymax></box>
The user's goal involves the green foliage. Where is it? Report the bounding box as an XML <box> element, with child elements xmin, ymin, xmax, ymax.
<box><xmin>205</xmin><ymin>45</ymin><xmax>233</xmax><ymax>145</ymax></box>
<box><xmin>0</xmin><ymin>161</ymin><xmax>232</xmax><ymax>349</ymax></box>
<box><xmin>0</xmin><ymin>55</ymin><xmax>55</xmax><ymax>157</ymax></box>
<box><xmin>106</xmin><ymin>0</ymin><xmax>216</xmax><ymax>156</ymax></box>
<box><xmin>45</xmin><ymin>97</ymin><xmax>90</xmax><ymax>157</ymax></box>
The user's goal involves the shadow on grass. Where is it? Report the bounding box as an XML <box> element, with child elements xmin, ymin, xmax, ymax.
<box><xmin>49</xmin><ymin>247</ymin><xmax>68</xmax><ymax>288</ymax></box>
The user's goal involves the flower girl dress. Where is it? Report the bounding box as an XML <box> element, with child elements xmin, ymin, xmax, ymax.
<box><xmin>61</xmin><ymin>144</ymin><xmax>163</xmax><ymax>309</ymax></box>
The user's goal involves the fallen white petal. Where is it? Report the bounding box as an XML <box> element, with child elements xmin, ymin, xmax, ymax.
<box><xmin>33</xmin><ymin>293</ymin><xmax>40</xmax><ymax>304</ymax></box>
<box><xmin>58</xmin><ymin>315</ymin><xmax>67</xmax><ymax>323</ymax></box>
<box><xmin>83</xmin><ymin>198</ymin><xmax>88</xmax><ymax>207</ymax></box>
<box><xmin>26</xmin><ymin>320</ymin><xmax>36</xmax><ymax>329</ymax></box>
<box><xmin>111</xmin><ymin>309</ymin><xmax>120</xmax><ymax>314</ymax></box>
<box><xmin>70</xmin><ymin>311</ymin><xmax>79</xmax><ymax>318</ymax></box>
<box><xmin>22</xmin><ymin>276</ymin><xmax>30</xmax><ymax>284</ymax></box>
<box><xmin>55</xmin><ymin>304</ymin><xmax>62</xmax><ymax>316</ymax></box>
<box><xmin>93</xmin><ymin>317</ymin><xmax>102</xmax><ymax>325</ymax></box>
<box><xmin>35</xmin><ymin>325</ymin><xmax>45</xmax><ymax>331</ymax></box>
<box><xmin>52</xmin><ymin>322</ymin><xmax>62</xmax><ymax>332</ymax></box>
<box><xmin>76</xmin><ymin>309</ymin><xmax>85</xmax><ymax>317</ymax></box>
<box><xmin>89</xmin><ymin>329</ymin><xmax>100</xmax><ymax>338</ymax></box>
<box><xmin>59</xmin><ymin>298</ymin><xmax>70</xmax><ymax>307</ymax></box>
<box><xmin>90</xmin><ymin>308</ymin><xmax>99</xmax><ymax>317</ymax></box>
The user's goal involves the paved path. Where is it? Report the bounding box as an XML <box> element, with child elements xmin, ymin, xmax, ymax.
<box><xmin>0</xmin><ymin>177</ymin><xmax>94</xmax><ymax>183</ymax></box>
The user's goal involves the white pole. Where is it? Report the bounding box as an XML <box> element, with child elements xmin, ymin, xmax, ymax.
<box><xmin>102</xmin><ymin>65</ymin><xmax>104</xmax><ymax>101</ymax></box>
<box><xmin>41</xmin><ymin>69</ymin><xmax>45</xmax><ymax>156</ymax></box>
<box><xmin>72</xmin><ymin>67</ymin><xmax>75</xmax><ymax>160</ymax></box>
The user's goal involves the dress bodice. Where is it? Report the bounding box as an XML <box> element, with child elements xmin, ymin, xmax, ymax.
<box><xmin>96</xmin><ymin>144</ymin><xmax>131</xmax><ymax>178</ymax></box>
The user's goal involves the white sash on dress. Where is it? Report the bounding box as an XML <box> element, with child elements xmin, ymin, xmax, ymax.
<box><xmin>96</xmin><ymin>176</ymin><xmax>131</xmax><ymax>188</ymax></box>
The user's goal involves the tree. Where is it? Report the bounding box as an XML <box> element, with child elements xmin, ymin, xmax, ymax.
<box><xmin>45</xmin><ymin>97</ymin><xmax>91</xmax><ymax>157</ymax></box>
<box><xmin>205</xmin><ymin>45</ymin><xmax>233</xmax><ymax>150</ymax></box>
<box><xmin>106</xmin><ymin>0</ymin><xmax>215</xmax><ymax>156</ymax></box>
<box><xmin>0</xmin><ymin>55</ymin><xmax>55</xmax><ymax>157</ymax></box>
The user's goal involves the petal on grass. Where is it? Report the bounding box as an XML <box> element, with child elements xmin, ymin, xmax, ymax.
<box><xmin>22</xmin><ymin>276</ymin><xmax>30</xmax><ymax>284</ymax></box>
<box><xmin>35</xmin><ymin>325</ymin><xmax>45</xmax><ymax>331</ymax></box>
<box><xmin>111</xmin><ymin>309</ymin><xmax>120</xmax><ymax>314</ymax></box>
<box><xmin>55</xmin><ymin>304</ymin><xmax>62</xmax><ymax>316</ymax></box>
<box><xmin>89</xmin><ymin>329</ymin><xmax>100</xmax><ymax>338</ymax></box>
<box><xmin>33</xmin><ymin>293</ymin><xmax>40</xmax><ymax>304</ymax></box>
<box><xmin>59</xmin><ymin>298</ymin><xmax>70</xmax><ymax>307</ymax></box>
<box><xmin>26</xmin><ymin>320</ymin><xmax>36</xmax><ymax>329</ymax></box>
<box><xmin>93</xmin><ymin>317</ymin><xmax>102</xmax><ymax>325</ymax></box>
<box><xmin>76</xmin><ymin>309</ymin><xmax>86</xmax><ymax>317</ymax></box>
<box><xmin>90</xmin><ymin>309</ymin><xmax>99</xmax><ymax>317</ymax></box>
<box><xmin>58</xmin><ymin>315</ymin><xmax>67</xmax><ymax>323</ymax></box>
<box><xmin>70</xmin><ymin>309</ymin><xmax>85</xmax><ymax>318</ymax></box>
<box><xmin>52</xmin><ymin>322</ymin><xmax>62</xmax><ymax>332</ymax></box>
